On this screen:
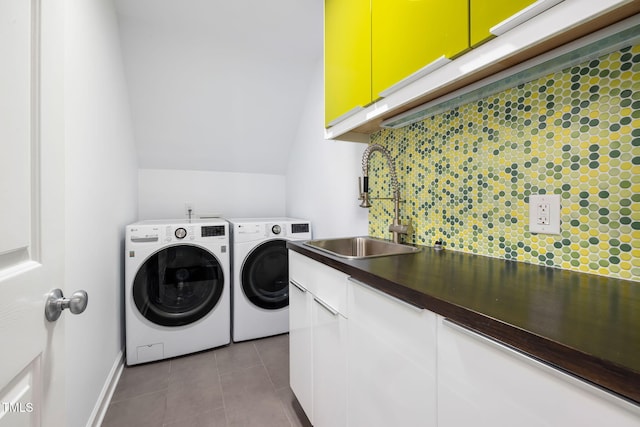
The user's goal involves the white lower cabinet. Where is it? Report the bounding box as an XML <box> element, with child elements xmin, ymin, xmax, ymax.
<box><xmin>312</xmin><ymin>295</ymin><xmax>347</xmax><ymax>427</ymax></box>
<box><xmin>437</xmin><ymin>316</ymin><xmax>640</xmax><ymax>427</ymax></box>
<box><xmin>291</xmin><ymin>252</ymin><xmax>639</xmax><ymax>427</ymax></box>
<box><xmin>289</xmin><ymin>276</ymin><xmax>314</xmax><ymax>422</ymax></box>
<box><xmin>347</xmin><ymin>278</ymin><xmax>437</xmax><ymax>427</ymax></box>
<box><xmin>289</xmin><ymin>251</ymin><xmax>348</xmax><ymax>427</ymax></box>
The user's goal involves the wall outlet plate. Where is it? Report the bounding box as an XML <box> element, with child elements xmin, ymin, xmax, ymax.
<box><xmin>529</xmin><ymin>194</ymin><xmax>561</xmax><ymax>234</ymax></box>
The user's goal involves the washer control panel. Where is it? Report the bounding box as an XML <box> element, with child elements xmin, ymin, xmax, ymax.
<box><xmin>202</xmin><ymin>225</ymin><xmax>226</xmax><ymax>237</ymax></box>
<box><xmin>291</xmin><ymin>223</ymin><xmax>310</xmax><ymax>234</ymax></box>
<box><xmin>231</xmin><ymin>219</ymin><xmax>312</xmax><ymax>242</ymax></box>
<box><xmin>128</xmin><ymin>221</ymin><xmax>228</xmax><ymax>245</ymax></box>
<box><xmin>166</xmin><ymin>225</ymin><xmax>194</xmax><ymax>242</ymax></box>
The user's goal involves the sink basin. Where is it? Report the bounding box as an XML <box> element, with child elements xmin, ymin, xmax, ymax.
<box><xmin>303</xmin><ymin>236</ymin><xmax>421</xmax><ymax>259</ymax></box>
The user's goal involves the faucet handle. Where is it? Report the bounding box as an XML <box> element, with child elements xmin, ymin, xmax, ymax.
<box><xmin>389</xmin><ymin>222</ymin><xmax>410</xmax><ymax>235</ymax></box>
<box><xmin>389</xmin><ymin>218</ymin><xmax>412</xmax><ymax>236</ymax></box>
<box><xmin>358</xmin><ymin>176</ymin><xmax>370</xmax><ymax>194</ymax></box>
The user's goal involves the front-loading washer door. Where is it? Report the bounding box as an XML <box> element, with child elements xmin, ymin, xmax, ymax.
<box><xmin>241</xmin><ymin>239</ymin><xmax>289</xmax><ymax>310</ymax></box>
<box><xmin>133</xmin><ymin>245</ymin><xmax>224</xmax><ymax>327</ymax></box>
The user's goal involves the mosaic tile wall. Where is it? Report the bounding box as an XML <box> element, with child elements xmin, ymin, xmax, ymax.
<box><xmin>368</xmin><ymin>44</ymin><xmax>640</xmax><ymax>281</ymax></box>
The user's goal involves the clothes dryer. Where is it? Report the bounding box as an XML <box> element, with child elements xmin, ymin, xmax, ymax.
<box><xmin>228</xmin><ymin>218</ymin><xmax>311</xmax><ymax>342</ymax></box>
<box><xmin>125</xmin><ymin>219</ymin><xmax>230</xmax><ymax>365</ymax></box>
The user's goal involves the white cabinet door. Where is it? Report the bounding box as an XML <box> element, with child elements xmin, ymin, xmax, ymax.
<box><xmin>437</xmin><ymin>316</ymin><xmax>640</xmax><ymax>427</ymax></box>
<box><xmin>289</xmin><ymin>278</ymin><xmax>313</xmax><ymax>422</ymax></box>
<box><xmin>347</xmin><ymin>278</ymin><xmax>437</xmax><ymax>427</ymax></box>
<box><xmin>312</xmin><ymin>296</ymin><xmax>347</xmax><ymax>427</ymax></box>
<box><xmin>289</xmin><ymin>251</ymin><xmax>349</xmax><ymax>425</ymax></box>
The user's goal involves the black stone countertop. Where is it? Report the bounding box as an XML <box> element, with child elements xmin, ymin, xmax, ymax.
<box><xmin>287</xmin><ymin>240</ymin><xmax>640</xmax><ymax>405</ymax></box>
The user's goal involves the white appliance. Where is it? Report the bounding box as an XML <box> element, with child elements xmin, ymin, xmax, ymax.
<box><xmin>228</xmin><ymin>217</ymin><xmax>312</xmax><ymax>342</ymax></box>
<box><xmin>125</xmin><ymin>219</ymin><xmax>230</xmax><ymax>365</ymax></box>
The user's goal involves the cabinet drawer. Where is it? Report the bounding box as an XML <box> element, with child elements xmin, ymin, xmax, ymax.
<box><xmin>313</xmin><ymin>300</ymin><xmax>347</xmax><ymax>427</ymax></box>
<box><xmin>289</xmin><ymin>282</ymin><xmax>313</xmax><ymax>422</ymax></box>
<box><xmin>437</xmin><ymin>317</ymin><xmax>640</xmax><ymax>426</ymax></box>
<box><xmin>289</xmin><ymin>250</ymin><xmax>348</xmax><ymax>314</ymax></box>
<box><xmin>347</xmin><ymin>277</ymin><xmax>437</xmax><ymax>426</ymax></box>
<box><xmin>289</xmin><ymin>251</ymin><xmax>315</xmax><ymax>291</ymax></box>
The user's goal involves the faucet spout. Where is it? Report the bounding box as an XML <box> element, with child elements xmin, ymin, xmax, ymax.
<box><xmin>361</xmin><ymin>144</ymin><xmax>399</xmax><ymax>199</ymax></box>
<box><xmin>359</xmin><ymin>144</ymin><xmax>409</xmax><ymax>243</ymax></box>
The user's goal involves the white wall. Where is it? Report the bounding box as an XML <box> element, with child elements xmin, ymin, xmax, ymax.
<box><xmin>286</xmin><ymin>60</ymin><xmax>368</xmax><ymax>238</ymax></box>
<box><xmin>64</xmin><ymin>1</ymin><xmax>138</xmax><ymax>426</ymax></box>
<box><xmin>116</xmin><ymin>2</ymin><xmax>322</xmax><ymax>175</ymax></box>
<box><xmin>138</xmin><ymin>169</ymin><xmax>286</xmax><ymax>220</ymax></box>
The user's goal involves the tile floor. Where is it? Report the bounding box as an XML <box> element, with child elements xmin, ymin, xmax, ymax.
<box><xmin>102</xmin><ymin>334</ymin><xmax>312</xmax><ymax>427</ymax></box>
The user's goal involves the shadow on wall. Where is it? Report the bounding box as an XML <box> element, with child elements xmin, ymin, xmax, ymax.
<box><xmin>285</xmin><ymin>60</ymin><xmax>369</xmax><ymax>239</ymax></box>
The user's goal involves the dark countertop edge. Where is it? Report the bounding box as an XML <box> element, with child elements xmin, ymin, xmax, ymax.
<box><xmin>287</xmin><ymin>241</ymin><xmax>640</xmax><ymax>406</ymax></box>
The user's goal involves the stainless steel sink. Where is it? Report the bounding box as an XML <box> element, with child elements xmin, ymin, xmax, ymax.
<box><xmin>303</xmin><ymin>236</ymin><xmax>421</xmax><ymax>259</ymax></box>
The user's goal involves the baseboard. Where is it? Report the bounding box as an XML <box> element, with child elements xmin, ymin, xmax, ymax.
<box><xmin>87</xmin><ymin>348</ymin><xmax>124</xmax><ymax>427</ymax></box>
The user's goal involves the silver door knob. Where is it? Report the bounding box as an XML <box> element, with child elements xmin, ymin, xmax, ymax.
<box><xmin>45</xmin><ymin>288</ymin><xmax>88</xmax><ymax>322</ymax></box>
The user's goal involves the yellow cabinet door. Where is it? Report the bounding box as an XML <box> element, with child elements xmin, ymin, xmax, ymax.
<box><xmin>325</xmin><ymin>0</ymin><xmax>371</xmax><ymax>126</ymax></box>
<box><xmin>372</xmin><ymin>0</ymin><xmax>469</xmax><ymax>99</ymax></box>
<box><xmin>470</xmin><ymin>0</ymin><xmax>537</xmax><ymax>46</ymax></box>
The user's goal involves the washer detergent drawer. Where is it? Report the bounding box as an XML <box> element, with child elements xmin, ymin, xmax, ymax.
<box><xmin>136</xmin><ymin>343</ymin><xmax>164</xmax><ymax>364</ymax></box>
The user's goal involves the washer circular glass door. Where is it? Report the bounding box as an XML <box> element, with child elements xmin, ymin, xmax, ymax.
<box><xmin>241</xmin><ymin>239</ymin><xmax>289</xmax><ymax>310</ymax></box>
<box><xmin>133</xmin><ymin>245</ymin><xmax>224</xmax><ymax>326</ymax></box>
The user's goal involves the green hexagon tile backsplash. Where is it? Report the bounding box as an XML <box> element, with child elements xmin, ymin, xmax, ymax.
<box><xmin>368</xmin><ymin>44</ymin><xmax>640</xmax><ymax>281</ymax></box>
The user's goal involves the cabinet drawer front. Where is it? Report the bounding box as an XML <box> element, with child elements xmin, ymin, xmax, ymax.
<box><xmin>437</xmin><ymin>317</ymin><xmax>640</xmax><ymax>426</ymax></box>
<box><xmin>348</xmin><ymin>278</ymin><xmax>435</xmax><ymax>362</ymax></box>
<box><xmin>311</xmin><ymin>263</ymin><xmax>348</xmax><ymax>315</ymax></box>
<box><xmin>289</xmin><ymin>251</ymin><xmax>316</xmax><ymax>292</ymax></box>
<box><xmin>289</xmin><ymin>284</ymin><xmax>313</xmax><ymax>422</ymax></box>
<box><xmin>348</xmin><ymin>278</ymin><xmax>437</xmax><ymax>426</ymax></box>
<box><xmin>289</xmin><ymin>251</ymin><xmax>348</xmax><ymax>314</ymax></box>
<box><xmin>313</xmin><ymin>303</ymin><xmax>348</xmax><ymax>427</ymax></box>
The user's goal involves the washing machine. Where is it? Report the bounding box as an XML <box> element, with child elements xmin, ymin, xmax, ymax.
<box><xmin>125</xmin><ymin>219</ymin><xmax>230</xmax><ymax>365</ymax></box>
<box><xmin>228</xmin><ymin>217</ymin><xmax>312</xmax><ymax>342</ymax></box>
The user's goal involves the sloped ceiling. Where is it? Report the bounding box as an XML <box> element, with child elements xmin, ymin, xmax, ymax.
<box><xmin>114</xmin><ymin>0</ymin><xmax>323</xmax><ymax>175</ymax></box>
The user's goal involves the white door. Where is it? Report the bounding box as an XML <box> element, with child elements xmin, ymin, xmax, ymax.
<box><xmin>0</xmin><ymin>1</ymin><xmax>67</xmax><ymax>426</ymax></box>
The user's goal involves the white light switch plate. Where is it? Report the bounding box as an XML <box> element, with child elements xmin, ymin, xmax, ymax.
<box><xmin>529</xmin><ymin>194</ymin><xmax>561</xmax><ymax>234</ymax></box>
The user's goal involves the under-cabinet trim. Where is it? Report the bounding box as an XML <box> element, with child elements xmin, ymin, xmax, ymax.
<box><xmin>381</xmin><ymin>15</ymin><xmax>640</xmax><ymax>128</ymax></box>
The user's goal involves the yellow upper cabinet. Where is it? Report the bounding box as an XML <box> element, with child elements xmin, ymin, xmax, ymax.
<box><xmin>324</xmin><ymin>0</ymin><xmax>542</xmax><ymax>126</ymax></box>
<box><xmin>372</xmin><ymin>0</ymin><xmax>469</xmax><ymax>99</ymax></box>
<box><xmin>470</xmin><ymin>0</ymin><xmax>537</xmax><ymax>46</ymax></box>
<box><xmin>325</xmin><ymin>0</ymin><xmax>371</xmax><ymax>126</ymax></box>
